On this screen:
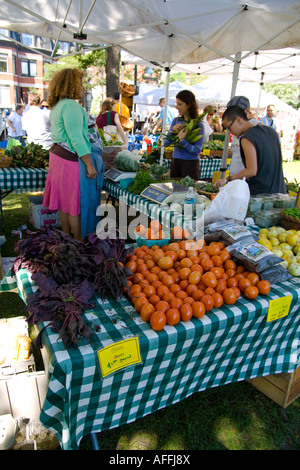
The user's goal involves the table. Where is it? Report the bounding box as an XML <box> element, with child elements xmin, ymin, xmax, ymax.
<box><xmin>1</xmin><ymin>267</ymin><xmax>300</xmax><ymax>450</ymax></box>
<box><xmin>0</xmin><ymin>167</ymin><xmax>48</xmax><ymax>231</ymax></box>
<box><xmin>140</xmin><ymin>156</ymin><xmax>230</xmax><ymax>179</ymax></box>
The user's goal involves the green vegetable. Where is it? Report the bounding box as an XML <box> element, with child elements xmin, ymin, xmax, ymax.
<box><xmin>283</xmin><ymin>207</ymin><xmax>300</xmax><ymax>219</ymax></box>
<box><xmin>115</xmin><ymin>154</ymin><xmax>140</xmax><ymax>172</ymax></box>
<box><xmin>149</xmin><ymin>164</ymin><xmax>168</xmax><ymax>178</ymax></box>
<box><xmin>127</xmin><ymin>170</ymin><xmax>155</xmax><ymax>194</ymax></box>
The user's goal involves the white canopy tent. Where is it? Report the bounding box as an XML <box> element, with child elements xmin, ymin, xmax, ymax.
<box><xmin>1</xmin><ymin>0</ymin><xmax>299</xmax><ymax>168</ymax></box>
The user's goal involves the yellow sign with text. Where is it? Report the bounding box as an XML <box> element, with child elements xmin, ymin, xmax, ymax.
<box><xmin>202</xmin><ymin>149</ymin><xmax>211</xmax><ymax>155</ymax></box>
<box><xmin>266</xmin><ymin>295</ymin><xmax>292</xmax><ymax>323</ymax></box>
<box><xmin>97</xmin><ymin>337</ymin><xmax>142</xmax><ymax>378</ymax></box>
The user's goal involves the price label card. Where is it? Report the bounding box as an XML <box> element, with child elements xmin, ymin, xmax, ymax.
<box><xmin>202</xmin><ymin>149</ymin><xmax>211</xmax><ymax>155</ymax></box>
<box><xmin>97</xmin><ymin>337</ymin><xmax>142</xmax><ymax>378</ymax></box>
<box><xmin>266</xmin><ymin>295</ymin><xmax>292</xmax><ymax>322</ymax></box>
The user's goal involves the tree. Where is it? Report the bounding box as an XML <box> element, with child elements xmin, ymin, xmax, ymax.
<box><xmin>105</xmin><ymin>46</ymin><xmax>121</xmax><ymax>98</ymax></box>
<box><xmin>263</xmin><ymin>83</ymin><xmax>300</xmax><ymax>110</ymax></box>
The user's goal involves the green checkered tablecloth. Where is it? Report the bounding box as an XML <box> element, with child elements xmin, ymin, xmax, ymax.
<box><xmin>2</xmin><ymin>268</ymin><xmax>300</xmax><ymax>450</ymax></box>
<box><xmin>139</xmin><ymin>155</ymin><xmax>229</xmax><ymax>178</ymax></box>
<box><xmin>103</xmin><ymin>179</ymin><xmax>194</xmax><ymax>231</ymax></box>
<box><xmin>0</xmin><ymin>167</ymin><xmax>48</xmax><ymax>194</ymax></box>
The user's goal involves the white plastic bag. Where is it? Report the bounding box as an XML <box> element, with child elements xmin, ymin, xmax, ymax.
<box><xmin>202</xmin><ymin>179</ymin><xmax>250</xmax><ymax>225</ymax></box>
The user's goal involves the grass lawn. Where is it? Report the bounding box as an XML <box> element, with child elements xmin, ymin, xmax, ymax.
<box><xmin>1</xmin><ymin>169</ymin><xmax>300</xmax><ymax>451</ymax></box>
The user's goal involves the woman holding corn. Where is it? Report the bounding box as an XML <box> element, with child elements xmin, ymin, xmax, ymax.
<box><xmin>164</xmin><ymin>90</ymin><xmax>205</xmax><ymax>180</ymax></box>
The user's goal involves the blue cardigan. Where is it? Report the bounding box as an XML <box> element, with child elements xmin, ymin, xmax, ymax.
<box><xmin>164</xmin><ymin>117</ymin><xmax>205</xmax><ymax>160</ymax></box>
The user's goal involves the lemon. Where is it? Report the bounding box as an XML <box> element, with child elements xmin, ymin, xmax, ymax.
<box><xmin>270</xmin><ymin>237</ymin><xmax>280</xmax><ymax>246</ymax></box>
<box><xmin>286</xmin><ymin>233</ymin><xmax>300</xmax><ymax>247</ymax></box>
<box><xmin>259</xmin><ymin>228</ymin><xmax>269</xmax><ymax>236</ymax></box>
<box><xmin>257</xmin><ymin>238</ymin><xmax>272</xmax><ymax>250</ymax></box>
<box><xmin>278</xmin><ymin>233</ymin><xmax>287</xmax><ymax>243</ymax></box>
<box><xmin>271</xmin><ymin>247</ymin><xmax>283</xmax><ymax>257</ymax></box>
<box><xmin>279</xmin><ymin>242</ymin><xmax>293</xmax><ymax>251</ymax></box>
<box><xmin>267</xmin><ymin>230</ymin><xmax>279</xmax><ymax>239</ymax></box>
<box><xmin>293</xmin><ymin>244</ymin><xmax>300</xmax><ymax>255</ymax></box>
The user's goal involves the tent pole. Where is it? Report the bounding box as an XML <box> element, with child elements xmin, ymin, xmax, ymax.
<box><xmin>160</xmin><ymin>68</ymin><xmax>170</xmax><ymax>165</ymax></box>
<box><xmin>220</xmin><ymin>52</ymin><xmax>241</xmax><ymax>179</ymax></box>
<box><xmin>256</xmin><ymin>72</ymin><xmax>265</xmax><ymax>119</ymax></box>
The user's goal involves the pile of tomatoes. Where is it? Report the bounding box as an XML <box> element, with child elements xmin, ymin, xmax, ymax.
<box><xmin>125</xmin><ymin>237</ymin><xmax>271</xmax><ymax>332</ymax></box>
<box><xmin>136</xmin><ymin>221</ymin><xmax>191</xmax><ymax>241</ymax></box>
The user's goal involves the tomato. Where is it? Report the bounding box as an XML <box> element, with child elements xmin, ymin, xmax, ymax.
<box><xmin>201</xmin><ymin>294</ymin><xmax>214</xmax><ymax>311</ymax></box>
<box><xmin>166</xmin><ymin>308</ymin><xmax>181</xmax><ymax>326</ymax></box>
<box><xmin>232</xmin><ymin>286</ymin><xmax>241</xmax><ymax>299</ymax></box>
<box><xmin>140</xmin><ymin>302</ymin><xmax>155</xmax><ymax>322</ymax></box>
<box><xmin>170</xmin><ymin>297</ymin><xmax>183</xmax><ymax>310</ymax></box>
<box><xmin>201</xmin><ymin>271</ymin><xmax>217</xmax><ymax>288</ymax></box>
<box><xmin>224</xmin><ymin>259</ymin><xmax>236</xmax><ymax>270</ymax></box>
<box><xmin>180</xmin><ymin>303</ymin><xmax>193</xmax><ymax>321</ymax></box>
<box><xmin>171</xmin><ymin>272</ymin><xmax>181</xmax><ymax>284</ymax></box>
<box><xmin>155</xmin><ymin>300</ymin><xmax>170</xmax><ymax>313</ymax></box>
<box><xmin>158</xmin><ymin>271</ymin><xmax>168</xmax><ymax>281</ymax></box>
<box><xmin>163</xmin><ymin>291</ymin><xmax>175</xmax><ymax>304</ymax></box>
<box><xmin>212</xmin><ymin>292</ymin><xmax>223</xmax><ymax>308</ymax></box>
<box><xmin>183</xmin><ymin>296</ymin><xmax>194</xmax><ymax>306</ymax></box>
<box><xmin>151</xmin><ymin>280</ymin><xmax>162</xmax><ymax>291</ymax></box>
<box><xmin>125</xmin><ymin>260</ymin><xmax>137</xmax><ymax>274</ymax></box>
<box><xmin>145</xmin><ymin>273</ymin><xmax>157</xmax><ymax>284</ymax></box>
<box><xmin>179</xmin><ymin>267</ymin><xmax>191</xmax><ymax>280</ymax></box>
<box><xmin>179</xmin><ymin>279</ymin><xmax>189</xmax><ymax>291</ymax></box>
<box><xmin>151</xmin><ymin>266</ymin><xmax>161</xmax><ymax>275</ymax></box>
<box><xmin>188</xmin><ymin>271</ymin><xmax>202</xmax><ymax>285</ymax></box>
<box><xmin>158</xmin><ymin>256</ymin><xmax>174</xmax><ymax>270</ymax></box>
<box><xmin>157</xmin><ymin>230</ymin><xmax>166</xmax><ymax>240</ymax></box>
<box><xmin>134</xmin><ymin>296</ymin><xmax>149</xmax><ymax>312</ymax></box>
<box><xmin>186</xmin><ymin>249</ymin><xmax>198</xmax><ymax>258</ymax></box>
<box><xmin>223</xmin><ymin>288</ymin><xmax>237</xmax><ymax>305</ymax></box>
<box><xmin>204</xmin><ymin>287</ymin><xmax>215</xmax><ymax>296</ymax></box>
<box><xmin>185</xmin><ymin>283</ymin><xmax>198</xmax><ymax>296</ymax></box>
<box><xmin>180</xmin><ymin>257</ymin><xmax>193</xmax><ymax>268</ymax></box>
<box><xmin>247</xmin><ymin>272</ymin><xmax>260</xmax><ymax>286</ymax></box>
<box><xmin>152</xmin><ymin>249</ymin><xmax>165</xmax><ymax>263</ymax></box>
<box><xmin>148</xmin><ymin>294</ymin><xmax>160</xmax><ymax>306</ymax></box>
<box><xmin>220</xmin><ymin>249</ymin><xmax>231</xmax><ymax>263</ymax></box>
<box><xmin>176</xmin><ymin>290</ymin><xmax>188</xmax><ymax>301</ymax></box>
<box><xmin>164</xmin><ymin>250</ymin><xmax>178</xmax><ymax>262</ymax></box>
<box><xmin>150</xmin><ymin>220</ymin><xmax>162</xmax><ymax>232</ymax></box>
<box><xmin>171</xmin><ymin>225</ymin><xmax>184</xmax><ymax>238</ymax></box>
<box><xmin>234</xmin><ymin>273</ymin><xmax>244</xmax><ymax>283</ymax></box>
<box><xmin>190</xmin><ymin>256</ymin><xmax>201</xmax><ymax>265</ymax></box>
<box><xmin>192</xmin><ymin>289</ymin><xmax>204</xmax><ymax>301</ymax></box>
<box><xmin>257</xmin><ymin>280</ymin><xmax>271</xmax><ymax>295</ymax></box>
<box><xmin>157</xmin><ymin>285</ymin><xmax>169</xmax><ymax>298</ymax></box>
<box><xmin>136</xmin><ymin>224</ymin><xmax>147</xmax><ymax>235</ymax></box>
<box><xmin>168</xmin><ymin>242</ymin><xmax>180</xmax><ymax>252</ymax></box>
<box><xmin>191</xmin><ymin>264</ymin><xmax>203</xmax><ymax>274</ymax></box>
<box><xmin>150</xmin><ymin>311</ymin><xmax>167</xmax><ymax>331</ymax></box>
<box><xmin>143</xmin><ymin>285</ymin><xmax>156</xmax><ymax>298</ymax></box>
<box><xmin>215</xmin><ymin>279</ymin><xmax>227</xmax><ymax>294</ymax></box>
<box><xmin>192</xmin><ymin>301</ymin><xmax>205</xmax><ymax>318</ymax></box>
<box><xmin>162</xmin><ymin>274</ymin><xmax>174</xmax><ymax>288</ymax></box>
<box><xmin>176</xmin><ymin>249</ymin><xmax>187</xmax><ymax>260</ymax></box>
<box><xmin>227</xmin><ymin>277</ymin><xmax>238</xmax><ymax>288</ymax></box>
<box><xmin>206</xmin><ymin>243</ymin><xmax>221</xmax><ymax>256</ymax></box>
<box><xmin>145</xmin><ymin>259</ymin><xmax>156</xmax><ymax>270</ymax></box>
<box><xmin>244</xmin><ymin>285</ymin><xmax>259</xmax><ymax>300</ymax></box>
<box><xmin>210</xmin><ymin>267</ymin><xmax>224</xmax><ymax>279</ymax></box>
<box><xmin>201</xmin><ymin>258</ymin><xmax>214</xmax><ymax>272</ymax></box>
<box><xmin>169</xmin><ymin>283</ymin><xmax>181</xmax><ymax>295</ymax></box>
<box><xmin>129</xmin><ymin>284</ymin><xmax>142</xmax><ymax>295</ymax></box>
<box><xmin>236</xmin><ymin>265</ymin><xmax>245</xmax><ymax>274</ymax></box>
<box><xmin>199</xmin><ymin>252</ymin><xmax>210</xmax><ymax>261</ymax></box>
<box><xmin>211</xmin><ymin>255</ymin><xmax>223</xmax><ymax>267</ymax></box>
<box><xmin>136</xmin><ymin>263</ymin><xmax>148</xmax><ymax>274</ymax></box>
<box><xmin>238</xmin><ymin>277</ymin><xmax>252</xmax><ymax>292</ymax></box>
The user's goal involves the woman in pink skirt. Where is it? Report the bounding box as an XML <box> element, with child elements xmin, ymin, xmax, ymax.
<box><xmin>43</xmin><ymin>68</ymin><xmax>97</xmax><ymax>241</ymax></box>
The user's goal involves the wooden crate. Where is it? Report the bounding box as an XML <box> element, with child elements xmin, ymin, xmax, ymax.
<box><xmin>247</xmin><ymin>366</ymin><xmax>300</xmax><ymax>409</ymax></box>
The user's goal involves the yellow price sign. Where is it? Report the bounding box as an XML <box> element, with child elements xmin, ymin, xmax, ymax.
<box><xmin>202</xmin><ymin>149</ymin><xmax>211</xmax><ymax>155</ymax></box>
<box><xmin>97</xmin><ymin>337</ymin><xmax>142</xmax><ymax>378</ymax></box>
<box><xmin>266</xmin><ymin>295</ymin><xmax>292</xmax><ymax>322</ymax></box>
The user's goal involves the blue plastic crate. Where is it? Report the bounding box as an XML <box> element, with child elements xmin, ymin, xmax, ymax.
<box><xmin>0</xmin><ymin>141</ymin><xmax>8</xmax><ymax>148</ymax></box>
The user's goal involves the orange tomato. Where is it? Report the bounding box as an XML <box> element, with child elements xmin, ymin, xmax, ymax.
<box><xmin>143</xmin><ymin>285</ymin><xmax>156</xmax><ymax>298</ymax></box>
<box><xmin>148</xmin><ymin>294</ymin><xmax>160</xmax><ymax>306</ymax></box>
<box><xmin>210</xmin><ymin>267</ymin><xmax>224</xmax><ymax>279</ymax></box>
<box><xmin>238</xmin><ymin>277</ymin><xmax>252</xmax><ymax>292</ymax></box>
<box><xmin>211</xmin><ymin>255</ymin><xmax>223</xmax><ymax>267</ymax></box>
<box><xmin>232</xmin><ymin>286</ymin><xmax>241</xmax><ymax>299</ymax></box>
<box><xmin>155</xmin><ymin>300</ymin><xmax>170</xmax><ymax>313</ymax></box>
<box><xmin>220</xmin><ymin>249</ymin><xmax>231</xmax><ymax>263</ymax></box>
<box><xmin>212</xmin><ymin>292</ymin><xmax>223</xmax><ymax>308</ymax></box>
<box><xmin>140</xmin><ymin>302</ymin><xmax>155</xmax><ymax>322</ymax></box>
<box><xmin>157</xmin><ymin>230</ymin><xmax>166</xmax><ymax>240</ymax></box>
<box><xmin>136</xmin><ymin>224</ymin><xmax>147</xmax><ymax>236</ymax></box>
<box><xmin>176</xmin><ymin>249</ymin><xmax>187</xmax><ymax>260</ymax></box>
<box><xmin>206</xmin><ymin>243</ymin><xmax>221</xmax><ymax>257</ymax></box>
<box><xmin>185</xmin><ymin>283</ymin><xmax>198</xmax><ymax>296</ymax></box>
<box><xmin>157</xmin><ymin>285</ymin><xmax>169</xmax><ymax>298</ymax></box>
<box><xmin>223</xmin><ymin>288</ymin><xmax>237</xmax><ymax>305</ymax></box>
<box><xmin>188</xmin><ymin>271</ymin><xmax>202</xmax><ymax>285</ymax></box>
<box><xmin>226</xmin><ymin>268</ymin><xmax>236</xmax><ymax>278</ymax></box>
<box><xmin>201</xmin><ymin>258</ymin><xmax>214</xmax><ymax>272</ymax></box>
<box><xmin>176</xmin><ymin>290</ymin><xmax>188</xmax><ymax>301</ymax></box>
<box><xmin>180</xmin><ymin>257</ymin><xmax>193</xmax><ymax>269</ymax></box>
<box><xmin>164</xmin><ymin>250</ymin><xmax>178</xmax><ymax>262</ymax></box>
<box><xmin>168</xmin><ymin>242</ymin><xmax>180</xmax><ymax>252</ymax></box>
<box><xmin>179</xmin><ymin>267</ymin><xmax>191</xmax><ymax>280</ymax></box>
<box><xmin>183</xmin><ymin>296</ymin><xmax>194</xmax><ymax>306</ymax></box>
<box><xmin>169</xmin><ymin>283</ymin><xmax>181</xmax><ymax>295</ymax></box>
<box><xmin>163</xmin><ymin>291</ymin><xmax>175</xmax><ymax>304</ymax></box>
<box><xmin>166</xmin><ymin>308</ymin><xmax>181</xmax><ymax>326</ymax></box>
<box><xmin>201</xmin><ymin>294</ymin><xmax>214</xmax><ymax>311</ymax></box>
<box><xmin>151</xmin><ymin>266</ymin><xmax>161</xmax><ymax>275</ymax></box>
<box><xmin>199</xmin><ymin>252</ymin><xmax>210</xmax><ymax>261</ymax></box>
<box><xmin>171</xmin><ymin>226</ymin><xmax>184</xmax><ymax>238</ymax></box>
<box><xmin>129</xmin><ymin>284</ymin><xmax>142</xmax><ymax>295</ymax></box>
<box><xmin>192</xmin><ymin>289</ymin><xmax>204</xmax><ymax>301</ymax></box>
<box><xmin>190</xmin><ymin>256</ymin><xmax>201</xmax><ymax>265</ymax></box>
<box><xmin>192</xmin><ymin>301</ymin><xmax>205</xmax><ymax>318</ymax></box>
<box><xmin>134</xmin><ymin>296</ymin><xmax>149</xmax><ymax>312</ymax></box>
<box><xmin>204</xmin><ymin>287</ymin><xmax>215</xmax><ymax>296</ymax></box>
<box><xmin>170</xmin><ymin>297</ymin><xmax>183</xmax><ymax>310</ymax></box>
<box><xmin>150</xmin><ymin>220</ymin><xmax>162</xmax><ymax>232</ymax></box>
<box><xmin>215</xmin><ymin>279</ymin><xmax>227</xmax><ymax>294</ymax></box>
<box><xmin>158</xmin><ymin>256</ymin><xmax>174</xmax><ymax>270</ymax></box>
<box><xmin>145</xmin><ymin>273</ymin><xmax>158</xmax><ymax>284</ymax></box>
<box><xmin>227</xmin><ymin>277</ymin><xmax>238</xmax><ymax>288</ymax></box>
<box><xmin>150</xmin><ymin>311</ymin><xmax>167</xmax><ymax>331</ymax></box>
<box><xmin>180</xmin><ymin>303</ymin><xmax>193</xmax><ymax>321</ymax></box>
<box><xmin>152</xmin><ymin>248</ymin><xmax>165</xmax><ymax>263</ymax></box>
<box><xmin>244</xmin><ymin>285</ymin><xmax>259</xmax><ymax>300</ymax></box>
<box><xmin>125</xmin><ymin>260</ymin><xmax>137</xmax><ymax>274</ymax></box>
<box><xmin>236</xmin><ymin>265</ymin><xmax>245</xmax><ymax>274</ymax></box>
<box><xmin>145</xmin><ymin>259</ymin><xmax>156</xmax><ymax>270</ymax></box>
<box><xmin>201</xmin><ymin>271</ymin><xmax>217</xmax><ymax>288</ymax></box>
<box><xmin>186</xmin><ymin>249</ymin><xmax>198</xmax><ymax>258</ymax></box>
<box><xmin>257</xmin><ymin>280</ymin><xmax>271</xmax><ymax>295</ymax></box>
<box><xmin>247</xmin><ymin>272</ymin><xmax>260</xmax><ymax>286</ymax></box>
<box><xmin>162</xmin><ymin>275</ymin><xmax>174</xmax><ymax>288</ymax></box>
<box><xmin>151</xmin><ymin>280</ymin><xmax>162</xmax><ymax>290</ymax></box>
<box><xmin>145</xmin><ymin>228</ymin><xmax>157</xmax><ymax>240</ymax></box>
<box><xmin>157</xmin><ymin>270</ymin><xmax>168</xmax><ymax>281</ymax></box>
<box><xmin>179</xmin><ymin>279</ymin><xmax>189</xmax><ymax>291</ymax></box>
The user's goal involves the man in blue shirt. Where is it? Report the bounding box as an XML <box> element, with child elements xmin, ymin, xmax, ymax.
<box><xmin>260</xmin><ymin>104</ymin><xmax>280</xmax><ymax>133</ymax></box>
<box><xmin>152</xmin><ymin>98</ymin><xmax>173</xmax><ymax>133</ymax></box>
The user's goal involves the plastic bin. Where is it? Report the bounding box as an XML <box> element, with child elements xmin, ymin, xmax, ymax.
<box><xmin>0</xmin><ymin>141</ymin><xmax>7</xmax><ymax>148</ymax></box>
<box><xmin>134</xmin><ymin>230</ymin><xmax>170</xmax><ymax>248</ymax></box>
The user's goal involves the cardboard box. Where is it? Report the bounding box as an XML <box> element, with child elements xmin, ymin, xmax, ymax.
<box><xmin>29</xmin><ymin>196</ymin><xmax>60</xmax><ymax>229</ymax></box>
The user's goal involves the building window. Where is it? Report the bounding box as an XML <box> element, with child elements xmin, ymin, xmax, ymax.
<box><xmin>21</xmin><ymin>33</ymin><xmax>34</xmax><ymax>47</ymax></box>
<box><xmin>0</xmin><ymin>85</ymin><xmax>10</xmax><ymax>106</ymax></box>
<box><xmin>0</xmin><ymin>54</ymin><xmax>8</xmax><ymax>73</ymax></box>
<box><xmin>21</xmin><ymin>59</ymin><xmax>37</xmax><ymax>77</ymax></box>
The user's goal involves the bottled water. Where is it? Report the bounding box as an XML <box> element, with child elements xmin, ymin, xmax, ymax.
<box><xmin>184</xmin><ymin>187</ymin><xmax>195</xmax><ymax>205</ymax></box>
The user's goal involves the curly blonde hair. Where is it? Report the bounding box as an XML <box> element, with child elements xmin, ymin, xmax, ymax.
<box><xmin>47</xmin><ymin>68</ymin><xmax>84</xmax><ymax>109</ymax></box>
